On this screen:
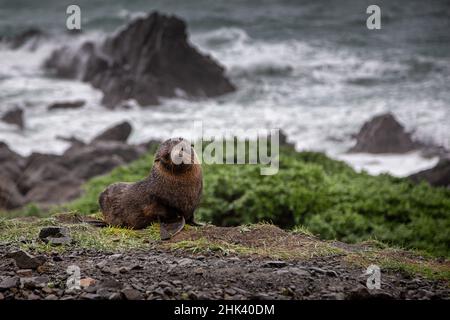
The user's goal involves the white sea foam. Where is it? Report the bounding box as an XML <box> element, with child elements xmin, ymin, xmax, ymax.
<box><xmin>336</xmin><ymin>152</ymin><xmax>439</xmax><ymax>177</ymax></box>
<box><xmin>0</xmin><ymin>26</ymin><xmax>448</xmax><ymax>177</ymax></box>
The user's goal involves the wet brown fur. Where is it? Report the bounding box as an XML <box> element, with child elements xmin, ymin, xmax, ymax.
<box><xmin>99</xmin><ymin>138</ymin><xmax>203</xmax><ymax>229</ymax></box>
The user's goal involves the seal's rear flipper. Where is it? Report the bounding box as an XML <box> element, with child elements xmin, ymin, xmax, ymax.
<box><xmin>75</xmin><ymin>214</ymin><xmax>109</xmax><ymax>228</ymax></box>
<box><xmin>188</xmin><ymin>220</ymin><xmax>204</xmax><ymax>227</ymax></box>
<box><xmin>160</xmin><ymin>216</ymin><xmax>185</xmax><ymax>240</ymax></box>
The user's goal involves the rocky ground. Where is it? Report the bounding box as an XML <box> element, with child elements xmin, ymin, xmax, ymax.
<box><xmin>0</xmin><ymin>219</ymin><xmax>449</xmax><ymax>300</ymax></box>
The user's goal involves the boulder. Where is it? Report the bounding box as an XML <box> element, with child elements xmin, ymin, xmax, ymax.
<box><xmin>0</xmin><ymin>142</ymin><xmax>25</xmax><ymax>209</ymax></box>
<box><xmin>0</xmin><ymin>177</ymin><xmax>24</xmax><ymax>210</ymax></box>
<box><xmin>92</xmin><ymin>121</ymin><xmax>132</xmax><ymax>143</ymax></box>
<box><xmin>409</xmin><ymin>158</ymin><xmax>450</xmax><ymax>188</ymax></box>
<box><xmin>25</xmin><ymin>177</ymin><xmax>83</xmax><ymax>205</ymax></box>
<box><xmin>23</xmin><ymin>152</ymin><xmax>61</xmax><ymax>171</ymax></box>
<box><xmin>62</xmin><ymin>140</ymin><xmax>87</xmax><ymax>158</ymax></box>
<box><xmin>47</xmin><ymin>100</ymin><xmax>85</xmax><ymax>111</ymax></box>
<box><xmin>44</xmin><ymin>12</ymin><xmax>235</xmax><ymax>108</ymax></box>
<box><xmin>138</xmin><ymin>139</ymin><xmax>161</xmax><ymax>153</ymax></box>
<box><xmin>349</xmin><ymin>113</ymin><xmax>419</xmax><ymax>153</ymax></box>
<box><xmin>0</xmin><ymin>161</ymin><xmax>23</xmax><ymax>182</ymax></box>
<box><xmin>72</xmin><ymin>155</ymin><xmax>125</xmax><ymax>180</ymax></box>
<box><xmin>1</xmin><ymin>108</ymin><xmax>24</xmax><ymax>129</ymax></box>
<box><xmin>18</xmin><ymin>162</ymin><xmax>70</xmax><ymax>194</ymax></box>
<box><xmin>62</xmin><ymin>141</ymin><xmax>142</xmax><ymax>170</ymax></box>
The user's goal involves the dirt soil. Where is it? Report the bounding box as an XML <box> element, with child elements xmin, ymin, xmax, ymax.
<box><xmin>0</xmin><ymin>223</ymin><xmax>449</xmax><ymax>300</ymax></box>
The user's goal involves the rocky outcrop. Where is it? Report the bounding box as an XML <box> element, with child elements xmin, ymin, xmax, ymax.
<box><xmin>0</xmin><ymin>123</ymin><xmax>159</xmax><ymax>210</ymax></box>
<box><xmin>92</xmin><ymin>121</ymin><xmax>132</xmax><ymax>143</ymax></box>
<box><xmin>349</xmin><ymin>113</ymin><xmax>420</xmax><ymax>153</ymax></box>
<box><xmin>409</xmin><ymin>158</ymin><xmax>450</xmax><ymax>188</ymax></box>
<box><xmin>44</xmin><ymin>12</ymin><xmax>235</xmax><ymax>108</ymax></box>
<box><xmin>1</xmin><ymin>108</ymin><xmax>24</xmax><ymax>129</ymax></box>
<box><xmin>1</xmin><ymin>28</ymin><xmax>46</xmax><ymax>50</ymax></box>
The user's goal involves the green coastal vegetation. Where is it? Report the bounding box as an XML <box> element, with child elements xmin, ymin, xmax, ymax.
<box><xmin>53</xmin><ymin>142</ymin><xmax>450</xmax><ymax>258</ymax></box>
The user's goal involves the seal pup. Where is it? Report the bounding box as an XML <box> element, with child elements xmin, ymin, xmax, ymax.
<box><xmin>99</xmin><ymin>137</ymin><xmax>202</xmax><ymax>239</ymax></box>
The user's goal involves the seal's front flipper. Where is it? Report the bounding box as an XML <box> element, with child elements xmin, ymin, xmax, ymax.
<box><xmin>160</xmin><ymin>215</ymin><xmax>185</xmax><ymax>240</ymax></box>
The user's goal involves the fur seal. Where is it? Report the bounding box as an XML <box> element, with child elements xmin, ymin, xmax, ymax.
<box><xmin>99</xmin><ymin>138</ymin><xmax>202</xmax><ymax>239</ymax></box>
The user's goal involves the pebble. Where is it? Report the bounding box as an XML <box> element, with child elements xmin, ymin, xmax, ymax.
<box><xmin>38</xmin><ymin>226</ymin><xmax>71</xmax><ymax>245</ymax></box>
<box><xmin>80</xmin><ymin>277</ymin><xmax>96</xmax><ymax>288</ymax></box>
<box><xmin>6</xmin><ymin>250</ymin><xmax>46</xmax><ymax>269</ymax></box>
<box><xmin>177</xmin><ymin>258</ymin><xmax>194</xmax><ymax>267</ymax></box>
<box><xmin>262</xmin><ymin>261</ymin><xmax>287</xmax><ymax>268</ymax></box>
<box><xmin>119</xmin><ymin>267</ymin><xmax>129</xmax><ymax>274</ymax></box>
<box><xmin>80</xmin><ymin>293</ymin><xmax>101</xmax><ymax>300</ymax></box>
<box><xmin>121</xmin><ymin>288</ymin><xmax>143</xmax><ymax>300</ymax></box>
<box><xmin>21</xmin><ymin>276</ymin><xmax>49</xmax><ymax>289</ymax></box>
<box><xmin>109</xmin><ymin>292</ymin><xmax>122</xmax><ymax>300</ymax></box>
<box><xmin>95</xmin><ymin>260</ymin><xmax>108</xmax><ymax>269</ymax></box>
<box><xmin>16</xmin><ymin>269</ymin><xmax>33</xmax><ymax>277</ymax></box>
<box><xmin>0</xmin><ymin>277</ymin><xmax>19</xmax><ymax>290</ymax></box>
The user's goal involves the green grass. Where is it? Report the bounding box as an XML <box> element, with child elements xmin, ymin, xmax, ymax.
<box><xmin>0</xmin><ymin>217</ymin><xmax>160</xmax><ymax>253</ymax></box>
<box><xmin>345</xmin><ymin>248</ymin><xmax>450</xmax><ymax>281</ymax></box>
<box><xmin>1</xmin><ymin>217</ymin><xmax>448</xmax><ymax>280</ymax></box>
<box><xmin>4</xmin><ymin>142</ymin><xmax>450</xmax><ymax>257</ymax></box>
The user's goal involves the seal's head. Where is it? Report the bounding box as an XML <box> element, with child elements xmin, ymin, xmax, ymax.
<box><xmin>155</xmin><ymin>137</ymin><xmax>199</xmax><ymax>173</ymax></box>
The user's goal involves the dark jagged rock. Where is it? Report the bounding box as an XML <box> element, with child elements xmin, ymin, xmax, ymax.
<box><xmin>409</xmin><ymin>158</ymin><xmax>450</xmax><ymax>188</ymax></box>
<box><xmin>92</xmin><ymin>122</ymin><xmax>132</xmax><ymax>143</ymax></box>
<box><xmin>47</xmin><ymin>100</ymin><xmax>85</xmax><ymax>111</ymax></box>
<box><xmin>44</xmin><ymin>12</ymin><xmax>235</xmax><ymax>108</ymax></box>
<box><xmin>349</xmin><ymin>113</ymin><xmax>420</xmax><ymax>154</ymax></box>
<box><xmin>1</xmin><ymin>108</ymin><xmax>24</xmax><ymax>129</ymax></box>
<box><xmin>6</xmin><ymin>250</ymin><xmax>46</xmax><ymax>269</ymax></box>
<box><xmin>4</xmin><ymin>28</ymin><xmax>45</xmax><ymax>49</ymax></box>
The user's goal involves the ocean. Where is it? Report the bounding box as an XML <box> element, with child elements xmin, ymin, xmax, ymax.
<box><xmin>0</xmin><ymin>0</ymin><xmax>449</xmax><ymax>176</ymax></box>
